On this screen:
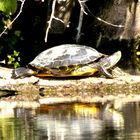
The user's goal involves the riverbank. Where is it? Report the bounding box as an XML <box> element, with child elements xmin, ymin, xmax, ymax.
<box><xmin>0</xmin><ymin>66</ymin><xmax>140</xmax><ymax>105</ymax></box>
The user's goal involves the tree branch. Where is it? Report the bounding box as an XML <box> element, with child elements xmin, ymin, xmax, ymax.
<box><xmin>76</xmin><ymin>0</ymin><xmax>88</xmax><ymax>43</ymax></box>
<box><xmin>44</xmin><ymin>0</ymin><xmax>57</xmax><ymax>42</ymax></box>
<box><xmin>78</xmin><ymin>0</ymin><xmax>88</xmax><ymax>15</ymax></box>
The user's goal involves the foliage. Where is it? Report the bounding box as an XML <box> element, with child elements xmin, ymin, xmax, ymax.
<box><xmin>7</xmin><ymin>50</ymin><xmax>20</xmax><ymax>68</ymax></box>
<box><xmin>0</xmin><ymin>0</ymin><xmax>21</xmax><ymax>68</ymax></box>
<box><xmin>0</xmin><ymin>0</ymin><xmax>17</xmax><ymax>16</ymax></box>
<box><xmin>0</xmin><ymin>30</ymin><xmax>22</xmax><ymax>68</ymax></box>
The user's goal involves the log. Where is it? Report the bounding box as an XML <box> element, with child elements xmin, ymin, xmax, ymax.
<box><xmin>1</xmin><ymin>66</ymin><xmax>140</xmax><ymax>104</ymax></box>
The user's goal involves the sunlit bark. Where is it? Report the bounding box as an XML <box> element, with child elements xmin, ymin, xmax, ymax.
<box><xmin>121</xmin><ymin>1</ymin><xmax>140</xmax><ymax>39</ymax></box>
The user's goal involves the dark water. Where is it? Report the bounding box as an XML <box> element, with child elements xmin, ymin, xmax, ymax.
<box><xmin>0</xmin><ymin>102</ymin><xmax>140</xmax><ymax>140</ymax></box>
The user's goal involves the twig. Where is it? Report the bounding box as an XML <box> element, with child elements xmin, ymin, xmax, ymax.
<box><xmin>76</xmin><ymin>3</ymin><xmax>84</xmax><ymax>42</ymax></box>
<box><xmin>96</xmin><ymin>16</ymin><xmax>124</xmax><ymax>28</ymax></box>
<box><xmin>53</xmin><ymin>17</ymin><xmax>64</xmax><ymax>23</ymax></box>
<box><xmin>77</xmin><ymin>0</ymin><xmax>88</xmax><ymax>15</ymax></box>
<box><xmin>85</xmin><ymin>4</ymin><xmax>124</xmax><ymax>28</ymax></box>
<box><xmin>0</xmin><ymin>0</ymin><xmax>26</xmax><ymax>37</ymax></box>
<box><xmin>44</xmin><ymin>0</ymin><xmax>57</xmax><ymax>42</ymax></box>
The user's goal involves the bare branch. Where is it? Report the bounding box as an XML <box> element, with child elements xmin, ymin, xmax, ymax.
<box><xmin>44</xmin><ymin>0</ymin><xmax>57</xmax><ymax>42</ymax></box>
<box><xmin>96</xmin><ymin>17</ymin><xmax>124</xmax><ymax>28</ymax></box>
<box><xmin>77</xmin><ymin>0</ymin><xmax>88</xmax><ymax>15</ymax></box>
<box><xmin>76</xmin><ymin>0</ymin><xmax>88</xmax><ymax>42</ymax></box>
<box><xmin>76</xmin><ymin>5</ymin><xmax>84</xmax><ymax>43</ymax></box>
<box><xmin>0</xmin><ymin>0</ymin><xmax>26</xmax><ymax>37</ymax></box>
<box><xmin>53</xmin><ymin>17</ymin><xmax>64</xmax><ymax>24</ymax></box>
<box><xmin>76</xmin><ymin>0</ymin><xmax>124</xmax><ymax>43</ymax></box>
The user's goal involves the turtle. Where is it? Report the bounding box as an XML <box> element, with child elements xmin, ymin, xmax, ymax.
<box><xmin>12</xmin><ymin>44</ymin><xmax>122</xmax><ymax>79</ymax></box>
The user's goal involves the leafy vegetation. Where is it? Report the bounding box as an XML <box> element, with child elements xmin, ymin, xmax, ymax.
<box><xmin>0</xmin><ymin>0</ymin><xmax>22</xmax><ymax>68</ymax></box>
<box><xmin>0</xmin><ymin>0</ymin><xmax>17</xmax><ymax>15</ymax></box>
<box><xmin>0</xmin><ymin>28</ymin><xmax>22</xmax><ymax>68</ymax></box>
<box><xmin>7</xmin><ymin>50</ymin><xmax>20</xmax><ymax>68</ymax></box>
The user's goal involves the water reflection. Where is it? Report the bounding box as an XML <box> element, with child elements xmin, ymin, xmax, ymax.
<box><xmin>0</xmin><ymin>102</ymin><xmax>140</xmax><ymax>139</ymax></box>
<box><xmin>35</xmin><ymin>104</ymin><xmax>104</xmax><ymax>140</ymax></box>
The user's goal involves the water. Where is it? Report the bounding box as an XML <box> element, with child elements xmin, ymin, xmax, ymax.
<box><xmin>0</xmin><ymin>102</ymin><xmax>140</xmax><ymax>140</ymax></box>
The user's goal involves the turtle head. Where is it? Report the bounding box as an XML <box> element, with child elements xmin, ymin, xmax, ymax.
<box><xmin>100</xmin><ymin>51</ymin><xmax>122</xmax><ymax>69</ymax></box>
<box><xmin>95</xmin><ymin>51</ymin><xmax>122</xmax><ymax>78</ymax></box>
<box><xmin>12</xmin><ymin>67</ymin><xmax>36</xmax><ymax>79</ymax></box>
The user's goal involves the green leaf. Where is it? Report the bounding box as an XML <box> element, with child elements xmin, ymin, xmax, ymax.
<box><xmin>14</xmin><ymin>62</ymin><xmax>20</xmax><ymax>68</ymax></box>
<box><xmin>0</xmin><ymin>0</ymin><xmax>17</xmax><ymax>15</ymax></box>
<box><xmin>14</xmin><ymin>30</ymin><xmax>21</xmax><ymax>37</ymax></box>
<box><xmin>13</xmin><ymin>50</ymin><xmax>19</xmax><ymax>57</ymax></box>
<box><xmin>7</xmin><ymin>54</ymin><xmax>12</xmax><ymax>59</ymax></box>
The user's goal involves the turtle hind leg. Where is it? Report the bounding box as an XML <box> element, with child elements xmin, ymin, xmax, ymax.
<box><xmin>11</xmin><ymin>67</ymin><xmax>35</xmax><ymax>79</ymax></box>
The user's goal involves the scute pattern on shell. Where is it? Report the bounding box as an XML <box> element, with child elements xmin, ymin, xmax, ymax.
<box><xmin>29</xmin><ymin>44</ymin><xmax>103</xmax><ymax>69</ymax></box>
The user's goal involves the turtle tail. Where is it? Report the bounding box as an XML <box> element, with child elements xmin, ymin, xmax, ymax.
<box><xmin>11</xmin><ymin>67</ymin><xmax>35</xmax><ymax>79</ymax></box>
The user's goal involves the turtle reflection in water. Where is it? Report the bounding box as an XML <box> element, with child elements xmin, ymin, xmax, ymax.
<box><xmin>12</xmin><ymin>44</ymin><xmax>122</xmax><ymax>79</ymax></box>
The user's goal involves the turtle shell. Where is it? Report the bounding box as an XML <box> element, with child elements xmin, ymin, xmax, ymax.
<box><xmin>29</xmin><ymin>44</ymin><xmax>103</xmax><ymax>70</ymax></box>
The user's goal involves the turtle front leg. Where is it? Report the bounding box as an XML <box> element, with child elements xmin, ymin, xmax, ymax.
<box><xmin>91</xmin><ymin>63</ymin><xmax>113</xmax><ymax>78</ymax></box>
<box><xmin>97</xmin><ymin>64</ymin><xmax>113</xmax><ymax>78</ymax></box>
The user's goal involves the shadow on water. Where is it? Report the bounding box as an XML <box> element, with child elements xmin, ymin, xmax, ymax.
<box><xmin>0</xmin><ymin>101</ymin><xmax>140</xmax><ymax>139</ymax></box>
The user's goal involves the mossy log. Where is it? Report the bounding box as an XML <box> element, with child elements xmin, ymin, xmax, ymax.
<box><xmin>1</xmin><ymin>66</ymin><xmax>140</xmax><ymax>104</ymax></box>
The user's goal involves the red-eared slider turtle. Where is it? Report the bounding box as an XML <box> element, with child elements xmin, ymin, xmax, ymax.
<box><xmin>12</xmin><ymin>44</ymin><xmax>121</xmax><ymax>79</ymax></box>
